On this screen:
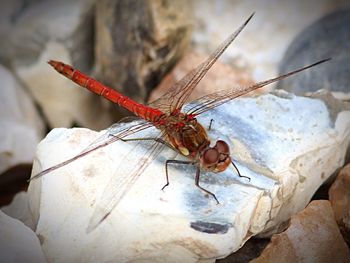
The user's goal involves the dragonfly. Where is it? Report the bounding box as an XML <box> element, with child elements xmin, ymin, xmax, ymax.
<box><xmin>30</xmin><ymin>13</ymin><xmax>330</xmax><ymax>233</ymax></box>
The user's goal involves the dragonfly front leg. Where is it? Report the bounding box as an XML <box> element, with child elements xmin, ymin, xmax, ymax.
<box><xmin>195</xmin><ymin>166</ymin><xmax>220</xmax><ymax>204</ymax></box>
<box><xmin>208</xmin><ymin>119</ymin><xmax>214</xmax><ymax>131</ymax></box>
<box><xmin>231</xmin><ymin>160</ymin><xmax>250</xmax><ymax>181</ymax></box>
<box><xmin>162</xmin><ymin>160</ymin><xmax>195</xmax><ymax>191</ymax></box>
<box><xmin>164</xmin><ymin>160</ymin><xmax>220</xmax><ymax>204</ymax></box>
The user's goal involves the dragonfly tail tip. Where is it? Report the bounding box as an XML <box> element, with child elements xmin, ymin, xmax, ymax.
<box><xmin>47</xmin><ymin>60</ymin><xmax>59</xmax><ymax>68</ymax></box>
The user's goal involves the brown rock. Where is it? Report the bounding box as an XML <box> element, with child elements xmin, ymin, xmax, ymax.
<box><xmin>217</xmin><ymin>238</ymin><xmax>269</xmax><ymax>263</ymax></box>
<box><xmin>95</xmin><ymin>0</ymin><xmax>192</xmax><ymax>109</ymax></box>
<box><xmin>149</xmin><ymin>51</ymin><xmax>255</xmax><ymax>103</ymax></box>
<box><xmin>251</xmin><ymin>200</ymin><xmax>350</xmax><ymax>263</ymax></box>
<box><xmin>329</xmin><ymin>163</ymin><xmax>350</xmax><ymax>244</ymax></box>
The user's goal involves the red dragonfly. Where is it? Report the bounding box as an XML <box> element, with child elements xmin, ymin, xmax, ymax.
<box><xmin>30</xmin><ymin>13</ymin><xmax>330</xmax><ymax>232</ymax></box>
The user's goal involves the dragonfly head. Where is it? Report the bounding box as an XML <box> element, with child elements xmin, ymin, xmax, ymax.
<box><xmin>200</xmin><ymin>140</ymin><xmax>231</xmax><ymax>173</ymax></box>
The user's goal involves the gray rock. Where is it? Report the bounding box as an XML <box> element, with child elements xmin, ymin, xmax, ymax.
<box><xmin>191</xmin><ymin>0</ymin><xmax>350</xmax><ymax>81</ymax></box>
<box><xmin>0</xmin><ymin>0</ymin><xmax>41</xmax><ymax>65</ymax></box>
<box><xmin>8</xmin><ymin>0</ymin><xmax>94</xmax><ymax>70</ymax></box>
<box><xmin>6</xmin><ymin>0</ymin><xmax>115</xmax><ymax>130</ymax></box>
<box><xmin>277</xmin><ymin>9</ymin><xmax>350</xmax><ymax>96</ymax></box>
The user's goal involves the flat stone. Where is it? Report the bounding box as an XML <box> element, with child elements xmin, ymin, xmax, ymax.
<box><xmin>329</xmin><ymin>163</ymin><xmax>350</xmax><ymax>244</ymax></box>
<box><xmin>28</xmin><ymin>91</ymin><xmax>350</xmax><ymax>262</ymax></box>
<box><xmin>0</xmin><ymin>65</ymin><xmax>44</xmax><ymax>174</ymax></box>
<box><xmin>251</xmin><ymin>200</ymin><xmax>350</xmax><ymax>263</ymax></box>
<box><xmin>0</xmin><ymin>210</ymin><xmax>46</xmax><ymax>263</ymax></box>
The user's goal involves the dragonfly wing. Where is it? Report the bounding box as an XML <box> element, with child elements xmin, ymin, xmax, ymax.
<box><xmin>187</xmin><ymin>58</ymin><xmax>331</xmax><ymax>116</ymax></box>
<box><xmin>83</xmin><ymin>119</ymin><xmax>152</xmax><ymax>152</ymax></box>
<box><xmin>30</xmin><ymin>119</ymin><xmax>153</xmax><ymax>181</ymax></box>
<box><xmin>149</xmin><ymin>13</ymin><xmax>254</xmax><ymax>114</ymax></box>
<box><xmin>86</xmin><ymin>134</ymin><xmax>167</xmax><ymax>233</ymax></box>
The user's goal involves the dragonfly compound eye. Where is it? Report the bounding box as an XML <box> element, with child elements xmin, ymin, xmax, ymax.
<box><xmin>203</xmin><ymin>148</ymin><xmax>219</xmax><ymax>166</ymax></box>
<box><xmin>215</xmin><ymin>140</ymin><xmax>230</xmax><ymax>155</ymax></box>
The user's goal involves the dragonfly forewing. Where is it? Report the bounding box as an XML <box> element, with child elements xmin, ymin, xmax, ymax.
<box><xmin>86</xmin><ymin>133</ymin><xmax>167</xmax><ymax>233</ymax></box>
<box><xmin>149</xmin><ymin>13</ymin><xmax>255</xmax><ymax>114</ymax></box>
<box><xmin>30</xmin><ymin>119</ymin><xmax>154</xmax><ymax>181</ymax></box>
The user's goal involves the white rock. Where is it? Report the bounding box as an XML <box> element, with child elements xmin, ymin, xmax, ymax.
<box><xmin>1</xmin><ymin>191</ymin><xmax>35</xmax><ymax>230</ymax></box>
<box><xmin>9</xmin><ymin>0</ymin><xmax>113</xmax><ymax>130</ymax></box>
<box><xmin>28</xmin><ymin>91</ymin><xmax>350</xmax><ymax>262</ymax></box>
<box><xmin>0</xmin><ymin>210</ymin><xmax>46</xmax><ymax>263</ymax></box>
<box><xmin>0</xmin><ymin>65</ymin><xmax>44</xmax><ymax>174</ymax></box>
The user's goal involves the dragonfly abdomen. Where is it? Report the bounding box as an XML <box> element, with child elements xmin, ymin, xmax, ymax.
<box><xmin>48</xmin><ymin>60</ymin><xmax>164</xmax><ymax>123</ymax></box>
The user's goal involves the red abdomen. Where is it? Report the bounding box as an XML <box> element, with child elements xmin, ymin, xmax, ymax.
<box><xmin>48</xmin><ymin>60</ymin><xmax>164</xmax><ymax>123</ymax></box>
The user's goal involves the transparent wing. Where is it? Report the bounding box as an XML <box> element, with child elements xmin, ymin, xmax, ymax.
<box><xmin>82</xmin><ymin>117</ymin><xmax>146</xmax><ymax>152</ymax></box>
<box><xmin>149</xmin><ymin>13</ymin><xmax>254</xmax><ymax>114</ymax></box>
<box><xmin>187</xmin><ymin>58</ymin><xmax>331</xmax><ymax>115</ymax></box>
<box><xmin>86</xmin><ymin>133</ymin><xmax>167</xmax><ymax>233</ymax></box>
<box><xmin>30</xmin><ymin>118</ymin><xmax>153</xmax><ymax>181</ymax></box>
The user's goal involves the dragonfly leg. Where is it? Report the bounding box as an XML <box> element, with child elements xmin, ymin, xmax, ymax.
<box><xmin>231</xmin><ymin>160</ymin><xmax>250</xmax><ymax>181</ymax></box>
<box><xmin>208</xmin><ymin>119</ymin><xmax>214</xmax><ymax>131</ymax></box>
<box><xmin>195</xmin><ymin>166</ymin><xmax>219</xmax><ymax>204</ymax></box>
<box><xmin>118</xmin><ymin>137</ymin><xmax>176</xmax><ymax>151</ymax></box>
<box><xmin>162</xmin><ymin>160</ymin><xmax>195</xmax><ymax>191</ymax></box>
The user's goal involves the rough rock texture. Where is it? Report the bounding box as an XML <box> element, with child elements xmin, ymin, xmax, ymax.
<box><xmin>28</xmin><ymin>91</ymin><xmax>350</xmax><ymax>262</ymax></box>
<box><xmin>329</xmin><ymin>163</ymin><xmax>350</xmax><ymax>244</ymax></box>
<box><xmin>5</xmin><ymin>0</ymin><xmax>115</xmax><ymax>130</ymax></box>
<box><xmin>95</xmin><ymin>0</ymin><xmax>192</xmax><ymax>105</ymax></box>
<box><xmin>251</xmin><ymin>200</ymin><xmax>350</xmax><ymax>263</ymax></box>
<box><xmin>277</xmin><ymin>9</ymin><xmax>350</xmax><ymax>97</ymax></box>
<box><xmin>0</xmin><ymin>210</ymin><xmax>46</xmax><ymax>263</ymax></box>
<box><xmin>0</xmin><ymin>65</ymin><xmax>44</xmax><ymax>174</ymax></box>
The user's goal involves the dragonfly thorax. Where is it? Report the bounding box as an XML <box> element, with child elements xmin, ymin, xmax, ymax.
<box><xmin>159</xmin><ymin>113</ymin><xmax>231</xmax><ymax>173</ymax></box>
<box><xmin>159</xmin><ymin>113</ymin><xmax>210</xmax><ymax>158</ymax></box>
